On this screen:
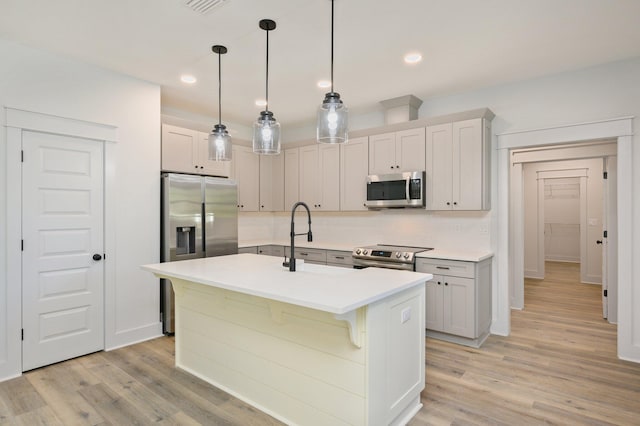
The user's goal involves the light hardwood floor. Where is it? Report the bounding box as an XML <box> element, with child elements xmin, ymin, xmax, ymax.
<box><xmin>1</xmin><ymin>261</ymin><xmax>639</xmax><ymax>425</ymax></box>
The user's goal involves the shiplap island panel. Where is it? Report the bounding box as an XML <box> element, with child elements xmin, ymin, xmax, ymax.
<box><xmin>142</xmin><ymin>254</ymin><xmax>431</xmax><ymax>426</ymax></box>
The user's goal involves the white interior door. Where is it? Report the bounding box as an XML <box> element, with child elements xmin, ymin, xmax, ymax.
<box><xmin>22</xmin><ymin>130</ymin><xmax>105</xmax><ymax>371</ymax></box>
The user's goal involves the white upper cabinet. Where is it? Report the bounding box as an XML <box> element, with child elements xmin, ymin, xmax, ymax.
<box><xmin>230</xmin><ymin>145</ymin><xmax>260</xmax><ymax>211</ymax></box>
<box><xmin>368</xmin><ymin>127</ymin><xmax>425</xmax><ymax>175</ymax></box>
<box><xmin>340</xmin><ymin>136</ymin><xmax>369</xmax><ymax>211</ymax></box>
<box><xmin>259</xmin><ymin>153</ymin><xmax>284</xmax><ymax>212</ymax></box>
<box><xmin>426</xmin><ymin>118</ymin><xmax>491</xmax><ymax>211</ymax></box>
<box><xmin>299</xmin><ymin>144</ymin><xmax>340</xmax><ymax>211</ymax></box>
<box><xmin>161</xmin><ymin>124</ymin><xmax>230</xmax><ymax>177</ymax></box>
<box><xmin>284</xmin><ymin>148</ymin><xmax>299</xmax><ymax>211</ymax></box>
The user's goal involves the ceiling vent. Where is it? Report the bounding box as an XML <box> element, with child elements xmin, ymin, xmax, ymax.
<box><xmin>182</xmin><ymin>0</ymin><xmax>229</xmax><ymax>15</ymax></box>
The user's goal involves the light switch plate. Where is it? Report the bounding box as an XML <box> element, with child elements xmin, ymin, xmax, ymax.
<box><xmin>401</xmin><ymin>307</ymin><xmax>411</xmax><ymax>323</ymax></box>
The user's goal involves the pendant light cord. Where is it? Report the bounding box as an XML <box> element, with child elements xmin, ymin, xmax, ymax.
<box><xmin>331</xmin><ymin>0</ymin><xmax>334</xmax><ymax>93</ymax></box>
<box><xmin>265</xmin><ymin>29</ymin><xmax>270</xmax><ymax>112</ymax></box>
<box><xmin>218</xmin><ymin>51</ymin><xmax>222</xmax><ymax>126</ymax></box>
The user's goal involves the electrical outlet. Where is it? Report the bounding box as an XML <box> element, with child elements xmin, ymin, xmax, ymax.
<box><xmin>401</xmin><ymin>307</ymin><xmax>411</xmax><ymax>323</ymax></box>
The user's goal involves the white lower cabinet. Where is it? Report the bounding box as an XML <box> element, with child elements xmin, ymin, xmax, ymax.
<box><xmin>417</xmin><ymin>256</ymin><xmax>492</xmax><ymax>347</ymax></box>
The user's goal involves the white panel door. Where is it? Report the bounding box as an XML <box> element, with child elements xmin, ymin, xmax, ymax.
<box><xmin>443</xmin><ymin>276</ymin><xmax>475</xmax><ymax>338</ymax></box>
<box><xmin>426</xmin><ymin>123</ymin><xmax>453</xmax><ymax>210</ymax></box>
<box><xmin>368</xmin><ymin>132</ymin><xmax>396</xmax><ymax>174</ymax></box>
<box><xmin>161</xmin><ymin>124</ymin><xmax>197</xmax><ymax>173</ymax></box>
<box><xmin>318</xmin><ymin>144</ymin><xmax>340</xmax><ymax>211</ymax></box>
<box><xmin>396</xmin><ymin>127</ymin><xmax>426</xmax><ymax>173</ymax></box>
<box><xmin>425</xmin><ymin>277</ymin><xmax>444</xmax><ymax>331</ymax></box>
<box><xmin>299</xmin><ymin>145</ymin><xmax>319</xmax><ymax>209</ymax></box>
<box><xmin>22</xmin><ymin>131</ymin><xmax>104</xmax><ymax>371</ymax></box>
<box><xmin>284</xmin><ymin>148</ymin><xmax>299</xmax><ymax>210</ymax></box>
<box><xmin>340</xmin><ymin>136</ymin><xmax>369</xmax><ymax>211</ymax></box>
<box><xmin>198</xmin><ymin>132</ymin><xmax>231</xmax><ymax>177</ymax></box>
<box><xmin>453</xmin><ymin>118</ymin><xmax>483</xmax><ymax>210</ymax></box>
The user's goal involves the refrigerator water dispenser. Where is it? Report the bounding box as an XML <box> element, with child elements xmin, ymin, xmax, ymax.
<box><xmin>176</xmin><ymin>226</ymin><xmax>196</xmax><ymax>255</ymax></box>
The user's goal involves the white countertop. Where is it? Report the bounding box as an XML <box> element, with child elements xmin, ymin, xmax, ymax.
<box><xmin>416</xmin><ymin>249</ymin><xmax>493</xmax><ymax>262</ymax></box>
<box><xmin>142</xmin><ymin>254</ymin><xmax>431</xmax><ymax>315</ymax></box>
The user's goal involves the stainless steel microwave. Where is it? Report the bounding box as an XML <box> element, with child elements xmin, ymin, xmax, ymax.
<box><xmin>365</xmin><ymin>171</ymin><xmax>426</xmax><ymax>208</ymax></box>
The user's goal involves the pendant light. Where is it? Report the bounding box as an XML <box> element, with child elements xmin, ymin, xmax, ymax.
<box><xmin>317</xmin><ymin>0</ymin><xmax>348</xmax><ymax>144</ymax></box>
<box><xmin>208</xmin><ymin>45</ymin><xmax>232</xmax><ymax>161</ymax></box>
<box><xmin>253</xmin><ymin>19</ymin><xmax>281</xmax><ymax>155</ymax></box>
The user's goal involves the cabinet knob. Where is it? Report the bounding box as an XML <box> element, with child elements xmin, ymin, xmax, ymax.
<box><xmin>445</xmin><ymin>282</ymin><xmax>449</xmax><ymax>286</ymax></box>
<box><xmin>437</xmin><ymin>281</ymin><xmax>441</xmax><ymax>285</ymax></box>
<box><xmin>390</xmin><ymin>166</ymin><xmax>394</xmax><ymax>169</ymax></box>
<box><xmin>195</xmin><ymin>165</ymin><xmax>198</xmax><ymax>169</ymax></box>
<box><xmin>261</xmin><ymin>205</ymin><xmax>264</xmax><ymax>208</ymax></box>
<box><xmin>453</xmin><ymin>202</ymin><xmax>457</xmax><ymax>206</ymax></box>
<box><xmin>446</xmin><ymin>202</ymin><xmax>451</xmax><ymax>206</ymax></box>
<box><xmin>396</xmin><ymin>165</ymin><xmax>399</xmax><ymax>168</ymax></box>
<box><xmin>237</xmin><ymin>204</ymin><xmax>240</xmax><ymax>207</ymax></box>
<box><xmin>200</xmin><ymin>166</ymin><xmax>204</xmax><ymax>169</ymax></box>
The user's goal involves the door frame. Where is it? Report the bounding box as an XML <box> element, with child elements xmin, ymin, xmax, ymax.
<box><xmin>4</xmin><ymin>107</ymin><xmax>117</xmax><ymax>376</ymax></box>
<box><xmin>495</xmin><ymin>116</ymin><xmax>635</xmax><ymax>362</ymax></box>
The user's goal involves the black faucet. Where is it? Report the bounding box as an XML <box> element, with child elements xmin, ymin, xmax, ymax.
<box><xmin>286</xmin><ymin>201</ymin><xmax>312</xmax><ymax>272</ymax></box>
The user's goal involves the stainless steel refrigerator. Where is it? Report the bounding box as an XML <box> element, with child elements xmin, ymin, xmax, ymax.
<box><xmin>160</xmin><ymin>173</ymin><xmax>238</xmax><ymax>334</ymax></box>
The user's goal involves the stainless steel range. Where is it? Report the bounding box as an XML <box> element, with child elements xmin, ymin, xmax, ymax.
<box><xmin>352</xmin><ymin>244</ymin><xmax>433</xmax><ymax>271</ymax></box>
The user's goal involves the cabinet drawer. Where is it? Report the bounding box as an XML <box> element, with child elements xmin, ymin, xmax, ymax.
<box><xmin>284</xmin><ymin>247</ymin><xmax>326</xmax><ymax>263</ymax></box>
<box><xmin>326</xmin><ymin>250</ymin><xmax>354</xmax><ymax>266</ymax></box>
<box><xmin>238</xmin><ymin>246</ymin><xmax>258</xmax><ymax>254</ymax></box>
<box><xmin>416</xmin><ymin>258</ymin><xmax>475</xmax><ymax>278</ymax></box>
<box><xmin>258</xmin><ymin>245</ymin><xmax>285</xmax><ymax>257</ymax></box>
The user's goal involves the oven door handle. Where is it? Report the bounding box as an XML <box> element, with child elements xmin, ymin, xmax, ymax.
<box><xmin>353</xmin><ymin>259</ymin><xmax>413</xmax><ymax>271</ymax></box>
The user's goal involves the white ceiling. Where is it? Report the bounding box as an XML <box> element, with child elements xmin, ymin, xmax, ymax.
<box><xmin>2</xmin><ymin>0</ymin><xmax>640</xmax><ymax>130</ymax></box>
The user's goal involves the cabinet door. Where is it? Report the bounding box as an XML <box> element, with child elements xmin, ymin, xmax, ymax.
<box><xmin>284</xmin><ymin>148</ymin><xmax>299</xmax><ymax>210</ymax></box>
<box><xmin>161</xmin><ymin>124</ymin><xmax>197</xmax><ymax>173</ymax></box>
<box><xmin>442</xmin><ymin>275</ymin><xmax>475</xmax><ymax>338</ymax></box>
<box><xmin>299</xmin><ymin>145</ymin><xmax>320</xmax><ymax>209</ymax></box>
<box><xmin>340</xmin><ymin>136</ymin><xmax>369</xmax><ymax>211</ymax></box>
<box><xmin>197</xmin><ymin>132</ymin><xmax>231</xmax><ymax>177</ymax></box>
<box><xmin>318</xmin><ymin>144</ymin><xmax>340</xmax><ymax>211</ymax></box>
<box><xmin>259</xmin><ymin>153</ymin><xmax>284</xmax><ymax>212</ymax></box>
<box><xmin>425</xmin><ymin>276</ymin><xmax>444</xmax><ymax>332</ymax></box>
<box><xmin>426</xmin><ymin>123</ymin><xmax>453</xmax><ymax>210</ymax></box>
<box><xmin>452</xmin><ymin>118</ymin><xmax>483</xmax><ymax>210</ymax></box>
<box><xmin>232</xmin><ymin>145</ymin><xmax>260</xmax><ymax>211</ymax></box>
<box><xmin>368</xmin><ymin>132</ymin><xmax>396</xmax><ymax>174</ymax></box>
<box><xmin>396</xmin><ymin>127</ymin><xmax>425</xmax><ymax>172</ymax></box>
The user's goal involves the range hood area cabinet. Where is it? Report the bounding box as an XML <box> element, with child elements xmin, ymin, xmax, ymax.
<box><xmin>368</xmin><ymin>127</ymin><xmax>426</xmax><ymax>174</ymax></box>
<box><xmin>161</xmin><ymin>124</ymin><xmax>230</xmax><ymax>177</ymax></box>
<box><xmin>425</xmin><ymin>118</ymin><xmax>492</xmax><ymax>211</ymax></box>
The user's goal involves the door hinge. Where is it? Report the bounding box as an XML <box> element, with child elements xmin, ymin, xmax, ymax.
<box><xmin>604</xmin><ymin>230</ymin><xmax>608</xmax><ymax>238</ymax></box>
<box><xmin>21</xmin><ymin>150</ymin><xmax>24</xmax><ymax>162</ymax></box>
<box><xmin>21</xmin><ymin>329</ymin><xmax>24</xmax><ymax>340</ymax></box>
<box><xmin>603</xmin><ymin>171</ymin><xmax>608</xmax><ymax>179</ymax></box>
<box><xmin>604</xmin><ymin>290</ymin><xmax>608</xmax><ymax>297</ymax></box>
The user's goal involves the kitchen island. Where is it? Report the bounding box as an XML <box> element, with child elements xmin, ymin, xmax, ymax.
<box><xmin>142</xmin><ymin>254</ymin><xmax>431</xmax><ymax>426</ymax></box>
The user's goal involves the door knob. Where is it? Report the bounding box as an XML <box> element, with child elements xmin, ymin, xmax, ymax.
<box><xmin>93</xmin><ymin>254</ymin><xmax>103</xmax><ymax>261</ymax></box>
<box><xmin>596</xmin><ymin>240</ymin><xmax>603</xmax><ymax>245</ymax></box>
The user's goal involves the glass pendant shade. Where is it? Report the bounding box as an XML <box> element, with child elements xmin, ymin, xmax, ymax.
<box><xmin>254</xmin><ymin>19</ymin><xmax>281</xmax><ymax>155</ymax></box>
<box><xmin>208</xmin><ymin>124</ymin><xmax>232</xmax><ymax>161</ymax></box>
<box><xmin>317</xmin><ymin>0</ymin><xmax>348</xmax><ymax>144</ymax></box>
<box><xmin>253</xmin><ymin>111</ymin><xmax>281</xmax><ymax>154</ymax></box>
<box><xmin>317</xmin><ymin>92</ymin><xmax>348</xmax><ymax>144</ymax></box>
<box><xmin>208</xmin><ymin>44</ymin><xmax>232</xmax><ymax>161</ymax></box>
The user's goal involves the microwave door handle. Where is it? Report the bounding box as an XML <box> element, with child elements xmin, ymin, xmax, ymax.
<box><xmin>406</xmin><ymin>178</ymin><xmax>410</xmax><ymax>202</ymax></box>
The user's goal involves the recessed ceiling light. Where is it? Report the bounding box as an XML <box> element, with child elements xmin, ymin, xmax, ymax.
<box><xmin>180</xmin><ymin>74</ymin><xmax>197</xmax><ymax>84</ymax></box>
<box><xmin>404</xmin><ymin>53</ymin><xmax>422</xmax><ymax>64</ymax></box>
<box><xmin>255</xmin><ymin>99</ymin><xmax>267</xmax><ymax>107</ymax></box>
<box><xmin>317</xmin><ymin>80</ymin><xmax>331</xmax><ymax>89</ymax></box>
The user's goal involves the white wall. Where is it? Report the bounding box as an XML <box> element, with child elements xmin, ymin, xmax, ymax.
<box><xmin>0</xmin><ymin>40</ymin><xmax>162</xmax><ymax>380</ymax></box>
